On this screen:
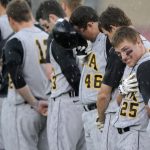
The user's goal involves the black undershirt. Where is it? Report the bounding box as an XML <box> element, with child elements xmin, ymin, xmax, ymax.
<box><xmin>4</xmin><ymin>38</ymin><xmax>26</xmax><ymax>89</ymax></box>
<box><xmin>103</xmin><ymin>47</ymin><xmax>126</xmax><ymax>89</ymax></box>
<box><xmin>0</xmin><ymin>32</ymin><xmax>15</xmax><ymax>96</ymax></box>
<box><xmin>137</xmin><ymin>60</ymin><xmax>150</xmax><ymax>104</ymax></box>
<box><xmin>51</xmin><ymin>40</ymin><xmax>81</xmax><ymax>95</ymax></box>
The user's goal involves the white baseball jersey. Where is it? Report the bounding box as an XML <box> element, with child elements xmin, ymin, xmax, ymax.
<box><xmin>0</xmin><ymin>14</ymin><xmax>13</xmax><ymax>150</ymax></box>
<box><xmin>113</xmin><ymin>53</ymin><xmax>150</xmax><ymax>130</ymax></box>
<box><xmin>79</xmin><ymin>33</ymin><xmax>107</xmax><ymax>104</ymax></box>
<box><xmin>8</xmin><ymin>26</ymin><xmax>50</xmax><ymax>99</ymax></box>
<box><xmin>0</xmin><ymin>15</ymin><xmax>13</xmax><ymax>39</ymax></box>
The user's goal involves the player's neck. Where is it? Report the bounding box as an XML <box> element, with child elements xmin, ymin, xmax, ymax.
<box><xmin>0</xmin><ymin>6</ymin><xmax>6</xmax><ymax>16</ymax></box>
<box><xmin>16</xmin><ymin>21</ymin><xmax>34</xmax><ymax>32</ymax></box>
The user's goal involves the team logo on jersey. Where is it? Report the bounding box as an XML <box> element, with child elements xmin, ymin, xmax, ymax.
<box><xmin>84</xmin><ymin>52</ymin><xmax>103</xmax><ymax>89</ymax></box>
<box><xmin>87</xmin><ymin>53</ymin><xmax>98</xmax><ymax>71</ymax></box>
<box><xmin>35</xmin><ymin>39</ymin><xmax>47</xmax><ymax>64</ymax></box>
<box><xmin>125</xmin><ymin>92</ymin><xmax>138</xmax><ymax>102</ymax></box>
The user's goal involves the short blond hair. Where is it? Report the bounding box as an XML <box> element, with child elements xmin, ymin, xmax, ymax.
<box><xmin>112</xmin><ymin>26</ymin><xmax>141</xmax><ymax>48</ymax></box>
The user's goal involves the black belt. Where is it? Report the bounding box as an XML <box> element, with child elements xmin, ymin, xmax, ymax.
<box><xmin>117</xmin><ymin>127</ymin><xmax>130</xmax><ymax>134</ymax></box>
<box><xmin>84</xmin><ymin>103</ymin><xmax>97</xmax><ymax>111</ymax></box>
<box><xmin>53</xmin><ymin>91</ymin><xmax>78</xmax><ymax>101</ymax></box>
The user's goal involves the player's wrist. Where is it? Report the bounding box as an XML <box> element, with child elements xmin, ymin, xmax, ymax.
<box><xmin>31</xmin><ymin>100</ymin><xmax>39</xmax><ymax>110</ymax></box>
<box><xmin>96</xmin><ymin>117</ymin><xmax>104</xmax><ymax>130</ymax></box>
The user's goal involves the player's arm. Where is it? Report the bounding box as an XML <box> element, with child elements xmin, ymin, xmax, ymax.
<box><xmin>97</xmin><ymin>84</ymin><xmax>112</xmax><ymax>123</ymax></box>
<box><xmin>4</xmin><ymin>38</ymin><xmax>35</xmax><ymax>103</ymax></box>
<box><xmin>52</xmin><ymin>40</ymin><xmax>81</xmax><ymax>95</ymax></box>
<box><xmin>4</xmin><ymin>38</ymin><xmax>46</xmax><ymax>112</ymax></box>
<box><xmin>97</xmin><ymin>49</ymin><xmax>125</xmax><ymax>122</ymax></box>
<box><xmin>103</xmin><ymin>49</ymin><xmax>126</xmax><ymax>88</ymax></box>
<box><xmin>137</xmin><ymin>60</ymin><xmax>150</xmax><ymax>116</ymax></box>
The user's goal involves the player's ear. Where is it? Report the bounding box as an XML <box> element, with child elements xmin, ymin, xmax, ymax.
<box><xmin>49</xmin><ymin>14</ymin><xmax>59</xmax><ymax>24</ymax></box>
<box><xmin>136</xmin><ymin>37</ymin><xmax>144</xmax><ymax>49</ymax></box>
<box><xmin>87</xmin><ymin>22</ymin><xmax>94</xmax><ymax>28</ymax></box>
<box><xmin>137</xmin><ymin>37</ymin><xmax>142</xmax><ymax>44</ymax></box>
<box><xmin>110</xmin><ymin>25</ymin><xmax>118</xmax><ymax>32</ymax></box>
<box><xmin>8</xmin><ymin>17</ymin><xmax>15</xmax><ymax>31</ymax></box>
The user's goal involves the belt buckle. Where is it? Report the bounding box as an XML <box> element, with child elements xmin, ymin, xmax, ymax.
<box><xmin>118</xmin><ymin>128</ymin><xmax>125</xmax><ymax>134</ymax></box>
<box><xmin>83</xmin><ymin>103</ymin><xmax>97</xmax><ymax>111</ymax></box>
<box><xmin>117</xmin><ymin>127</ymin><xmax>130</xmax><ymax>134</ymax></box>
<box><xmin>117</xmin><ymin>128</ymin><xmax>123</xmax><ymax>134</ymax></box>
<box><xmin>88</xmin><ymin>103</ymin><xmax>97</xmax><ymax>111</ymax></box>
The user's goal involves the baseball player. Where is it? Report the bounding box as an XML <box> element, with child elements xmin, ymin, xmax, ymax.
<box><xmin>36</xmin><ymin>3</ymin><xmax>84</xmax><ymax>150</ymax></box>
<box><xmin>0</xmin><ymin>0</ymin><xmax>13</xmax><ymax>149</ymax></box>
<box><xmin>70</xmin><ymin>6</ymin><xmax>112</xmax><ymax>150</ymax></box>
<box><xmin>47</xmin><ymin>19</ymin><xmax>86</xmax><ymax>150</ymax></box>
<box><xmin>97</xmin><ymin>6</ymin><xmax>150</xmax><ymax>150</ymax></box>
<box><xmin>112</xmin><ymin>26</ymin><xmax>150</xmax><ymax>150</ymax></box>
<box><xmin>36</xmin><ymin>0</ymin><xmax>66</xmax><ymax>81</ymax></box>
<box><xmin>36</xmin><ymin>1</ymin><xmax>66</xmax><ymax>33</ymax></box>
<box><xmin>1</xmin><ymin>1</ymin><xmax>50</xmax><ymax>150</ymax></box>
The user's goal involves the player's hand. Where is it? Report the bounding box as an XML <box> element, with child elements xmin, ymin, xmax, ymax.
<box><xmin>32</xmin><ymin>100</ymin><xmax>48</xmax><ymax>116</ymax></box>
<box><xmin>73</xmin><ymin>41</ymin><xmax>92</xmax><ymax>64</ymax></box>
<box><xmin>96</xmin><ymin>117</ymin><xmax>104</xmax><ymax>132</ymax></box>
<box><xmin>119</xmin><ymin>73</ymin><xmax>138</xmax><ymax>95</ymax></box>
<box><xmin>73</xmin><ymin>41</ymin><xmax>92</xmax><ymax>56</ymax></box>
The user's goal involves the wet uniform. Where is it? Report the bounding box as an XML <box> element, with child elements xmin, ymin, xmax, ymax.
<box><xmin>0</xmin><ymin>14</ymin><xmax>13</xmax><ymax>150</ymax></box>
<box><xmin>112</xmin><ymin>52</ymin><xmax>150</xmax><ymax>150</ymax></box>
<box><xmin>100</xmin><ymin>35</ymin><xmax>150</xmax><ymax>150</ymax></box>
<box><xmin>47</xmin><ymin>39</ymin><xmax>86</xmax><ymax>150</ymax></box>
<box><xmin>2</xmin><ymin>26</ymin><xmax>50</xmax><ymax>150</ymax></box>
<box><xmin>79</xmin><ymin>33</ymin><xmax>108</xmax><ymax>150</ymax></box>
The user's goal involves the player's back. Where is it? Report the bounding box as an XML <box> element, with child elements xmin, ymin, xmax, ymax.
<box><xmin>9</xmin><ymin>26</ymin><xmax>50</xmax><ymax>99</ymax></box>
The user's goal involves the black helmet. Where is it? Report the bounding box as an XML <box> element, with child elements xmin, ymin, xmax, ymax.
<box><xmin>52</xmin><ymin>19</ymin><xmax>87</xmax><ymax>49</ymax></box>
